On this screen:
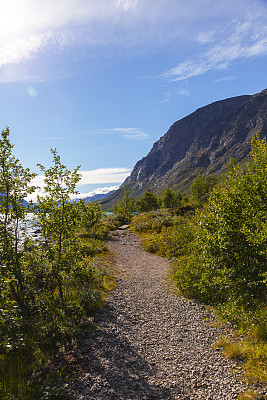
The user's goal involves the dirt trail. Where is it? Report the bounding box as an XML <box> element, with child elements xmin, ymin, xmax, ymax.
<box><xmin>70</xmin><ymin>229</ymin><xmax>246</xmax><ymax>400</ymax></box>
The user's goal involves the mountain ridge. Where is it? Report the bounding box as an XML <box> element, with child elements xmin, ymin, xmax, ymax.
<box><xmin>101</xmin><ymin>89</ymin><xmax>267</xmax><ymax>209</ymax></box>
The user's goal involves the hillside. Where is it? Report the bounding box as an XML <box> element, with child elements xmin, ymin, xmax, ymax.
<box><xmin>102</xmin><ymin>88</ymin><xmax>267</xmax><ymax>209</ymax></box>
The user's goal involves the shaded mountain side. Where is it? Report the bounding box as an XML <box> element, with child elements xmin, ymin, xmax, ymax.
<box><xmin>0</xmin><ymin>192</ymin><xmax>28</xmax><ymax>208</ymax></box>
<box><xmin>101</xmin><ymin>89</ymin><xmax>267</xmax><ymax>211</ymax></box>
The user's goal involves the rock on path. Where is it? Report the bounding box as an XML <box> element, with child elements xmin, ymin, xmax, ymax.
<box><xmin>69</xmin><ymin>229</ymin><xmax>247</xmax><ymax>399</ymax></box>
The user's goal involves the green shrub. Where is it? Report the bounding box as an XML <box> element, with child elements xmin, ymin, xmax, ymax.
<box><xmin>102</xmin><ymin>213</ymin><xmax>125</xmax><ymax>231</ymax></box>
<box><xmin>158</xmin><ymin>187</ymin><xmax>182</xmax><ymax>209</ymax></box>
<box><xmin>132</xmin><ymin>209</ymin><xmax>174</xmax><ymax>233</ymax></box>
<box><xmin>0</xmin><ymin>129</ymin><xmax>114</xmax><ymax>399</ymax></box>
<box><xmin>142</xmin><ymin>217</ymin><xmax>195</xmax><ymax>259</ymax></box>
<box><xmin>173</xmin><ymin>136</ymin><xmax>267</xmax><ymax>305</ymax></box>
<box><xmin>137</xmin><ymin>190</ymin><xmax>158</xmax><ymax>212</ymax></box>
<box><xmin>113</xmin><ymin>189</ymin><xmax>136</xmax><ymax>223</ymax></box>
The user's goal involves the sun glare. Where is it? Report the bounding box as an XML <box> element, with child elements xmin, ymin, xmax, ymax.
<box><xmin>0</xmin><ymin>1</ymin><xmax>31</xmax><ymax>41</ymax></box>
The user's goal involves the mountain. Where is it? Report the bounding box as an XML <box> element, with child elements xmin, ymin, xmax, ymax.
<box><xmin>0</xmin><ymin>192</ymin><xmax>28</xmax><ymax>208</ymax></box>
<box><xmin>82</xmin><ymin>190</ymin><xmax>115</xmax><ymax>203</ymax></box>
<box><xmin>101</xmin><ymin>88</ymin><xmax>267</xmax><ymax>209</ymax></box>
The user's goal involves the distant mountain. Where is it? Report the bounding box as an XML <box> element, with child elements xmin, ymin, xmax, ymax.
<box><xmin>102</xmin><ymin>88</ymin><xmax>267</xmax><ymax>209</ymax></box>
<box><xmin>22</xmin><ymin>199</ymin><xmax>28</xmax><ymax>207</ymax></box>
<box><xmin>0</xmin><ymin>192</ymin><xmax>28</xmax><ymax>208</ymax></box>
<box><xmin>82</xmin><ymin>190</ymin><xmax>115</xmax><ymax>203</ymax></box>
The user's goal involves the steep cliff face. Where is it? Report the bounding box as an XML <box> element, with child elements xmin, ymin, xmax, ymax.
<box><xmin>101</xmin><ymin>89</ymin><xmax>267</xmax><ymax>209</ymax></box>
<box><xmin>124</xmin><ymin>89</ymin><xmax>267</xmax><ymax>194</ymax></box>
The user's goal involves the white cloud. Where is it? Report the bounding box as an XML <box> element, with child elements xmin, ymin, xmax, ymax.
<box><xmin>29</xmin><ymin>168</ymin><xmax>131</xmax><ymax>187</ymax></box>
<box><xmin>73</xmin><ymin>185</ymin><xmax>119</xmax><ymax>200</ymax></box>
<box><xmin>42</xmin><ymin>137</ymin><xmax>64</xmax><ymax>140</ymax></box>
<box><xmin>78</xmin><ymin>168</ymin><xmax>131</xmax><ymax>184</ymax></box>
<box><xmin>178</xmin><ymin>89</ymin><xmax>190</xmax><ymax>96</ymax></box>
<box><xmin>213</xmin><ymin>76</ymin><xmax>237</xmax><ymax>83</ymax></box>
<box><xmin>0</xmin><ymin>0</ymin><xmax>261</xmax><ymax>81</ymax></box>
<box><xmin>161</xmin><ymin>91</ymin><xmax>172</xmax><ymax>103</ymax></box>
<box><xmin>109</xmin><ymin>128</ymin><xmax>149</xmax><ymax>140</ymax></box>
<box><xmin>85</xmin><ymin>127</ymin><xmax>149</xmax><ymax>140</ymax></box>
<box><xmin>161</xmin><ymin>87</ymin><xmax>190</xmax><ymax>103</ymax></box>
<box><xmin>116</xmin><ymin>0</ymin><xmax>138</xmax><ymax>11</ymax></box>
<box><xmin>163</xmin><ymin>13</ymin><xmax>267</xmax><ymax>82</ymax></box>
<box><xmin>26</xmin><ymin>185</ymin><xmax>120</xmax><ymax>202</ymax></box>
<box><xmin>25</xmin><ymin>168</ymin><xmax>131</xmax><ymax>202</ymax></box>
<box><xmin>197</xmin><ymin>31</ymin><xmax>215</xmax><ymax>44</ymax></box>
<box><xmin>0</xmin><ymin>32</ymin><xmax>55</xmax><ymax>68</ymax></box>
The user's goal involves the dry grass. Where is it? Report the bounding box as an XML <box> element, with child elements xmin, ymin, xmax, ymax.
<box><xmin>238</xmin><ymin>389</ymin><xmax>267</xmax><ymax>400</ymax></box>
<box><xmin>216</xmin><ymin>334</ymin><xmax>267</xmax><ymax>400</ymax></box>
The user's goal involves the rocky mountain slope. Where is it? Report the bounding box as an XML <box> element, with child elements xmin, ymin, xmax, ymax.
<box><xmin>102</xmin><ymin>88</ymin><xmax>267</xmax><ymax>208</ymax></box>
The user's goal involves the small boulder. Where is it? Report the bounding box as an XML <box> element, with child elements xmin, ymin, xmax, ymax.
<box><xmin>118</xmin><ymin>225</ymin><xmax>130</xmax><ymax>230</ymax></box>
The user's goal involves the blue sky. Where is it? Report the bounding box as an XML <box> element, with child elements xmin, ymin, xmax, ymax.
<box><xmin>0</xmin><ymin>0</ymin><xmax>266</xmax><ymax>200</ymax></box>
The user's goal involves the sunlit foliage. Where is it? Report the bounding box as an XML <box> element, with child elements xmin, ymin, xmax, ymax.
<box><xmin>0</xmin><ymin>129</ymin><xmax>112</xmax><ymax>399</ymax></box>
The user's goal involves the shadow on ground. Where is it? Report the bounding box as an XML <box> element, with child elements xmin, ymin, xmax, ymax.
<box><xmin>67</xmin><ymin>298</ymin><xmax>184</xmax><ymax>400</ymax></box>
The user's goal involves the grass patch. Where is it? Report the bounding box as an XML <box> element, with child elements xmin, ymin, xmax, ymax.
<box><xmin>238</xmin><ymin>389</ymin><xmax>267</xmax><ymax>400</ymax></box>
<box><xmin>216</xmin><ymin>336</ymin><xmax>247</xmax><ymax>361</ymax></box>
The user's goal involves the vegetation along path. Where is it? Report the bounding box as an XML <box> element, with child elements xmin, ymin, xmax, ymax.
<box><xmin>69</xmin><ymin>229</ymin><xmax>247</xmax><ymax>400</ymax></box>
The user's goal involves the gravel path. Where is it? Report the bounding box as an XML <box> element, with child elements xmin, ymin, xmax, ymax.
<box><xmin>69</xmin><ymin>229</ymin><xmax>247</xmax><ymax>400</ymax></box>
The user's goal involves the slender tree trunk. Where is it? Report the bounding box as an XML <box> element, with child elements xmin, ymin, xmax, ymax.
<box><xmin>57</xmin><ymin>201</ymin><xmax>64</xmax><ymax>305</ymax></box>
<box><xmin>57</xmin><ymin>230</ymin><xmax>64</xmax><ymax>305</ymax></box>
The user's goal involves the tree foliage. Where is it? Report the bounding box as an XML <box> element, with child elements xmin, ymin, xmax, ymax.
<box><xmin>0</xmin><ymin>131</ymin><xmax>111</xmax><ymax>399</ymax></box>
<box><xmin>159</xmin><ymin>187</ymin><xmax>182</xmax><ymax>209</ymax></box>
<box><xmin>137</xmin><ymin>189</ymin><xmax>158</xmax><ymax>212</ymax></box>
<box><xmin>35</xmin><ymin>149</ymin><xmax>82</xmax><ymax>304</ymax></box>
<box><xmin>113</xmin><ymin>188</ymin><xmax>136</xmax><ymax>223</ymax></box>
<box><xmin>190</xmin><ymin>173</ymin><xmax>218</xmax><ymax>205</ymax></box>
<box><xmin>0</xmin><ymin>127</ymin><xmax>36</xmax><ymax>311</ymax></box>
<box><xmin>175</xmin><ymin>136</ymin><xmax>267</xmax><ymax>304</ymax></box>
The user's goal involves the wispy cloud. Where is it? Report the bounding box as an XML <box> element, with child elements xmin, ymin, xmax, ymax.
<box><xmin>0</xmin><ymin>0</ymin><xmax>140</xmax><ymax>75</ymax></box>
<box><xmin>161</xmin><ymin>88</ymin><xmax>190</xmax><ymax>103</ymax></box>
<box><xmin>42</xmin><ymin>136</ymin><xmax>64</xmax><ymax>140</ymax></box>
<box><xmin>163</xmin><ymin>13</ymin><xmax>267</xmax><ymax>81</ymax></box>
<box><xmin>115</xmin><ymin>0</ymin><xmax>138</xmax><ymax>11</ymax></box>
<box><xmin>85</xmin><ymin>127</ymin><xmax>149</xmax><ymax>140</ymax></box>
<box><xmin>196</xmin><ymin>31</ymin><xmax>215</xmax><ymax>44</ymax></box>
<box><xmin>0</xmin><ymin>33</ymin><xmax>55</xmax><ymax>68</ymax></box>
<box><xmin>0</xmin><ymin>1</ymin><xmax>266</xmax><ymax>83</ymax></box>
<box><xmin>161</xmin><ymin>91</ymin><xmax>172</xmax><ymax>103</ymax></box>
<box><xmin>178</xmin><ymin>89</ymin><xmax>190</xmax><ymax>96</ymax></box>
<box><xmin>109</xmin><ymin>128</ymin><xmax>149</xmax><ymax>140</ymax></box>
<box><xmin>213</xmin><ymin>76</ymin><xmax>237</xmax><ymax>83</ymax></box>
<box><xmin>0</xmin><ymin>0</ymin><xmax>260</xmax><ymax>80</ymax></box>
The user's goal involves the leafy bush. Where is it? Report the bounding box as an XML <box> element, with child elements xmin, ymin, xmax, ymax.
<box><xmin>113</xmin><ymin>189</ymin><xmax>136</xmax><ymax>223</ymax></box>
<box><xmin>142</xmin><ymin>217</ymin><xmax>195</xmax><ymax>259</ymax></box>
<box><xmin>158</xmin><ymin>187</ymin><xmax>182</xmax><ymax>209</ymax></box>
<box><xmin>0</xmin><ymin>128</ymin><xmax>114</xmax><ymax>399</ymax></box>
<box><xmin>136</xmin><ymin>189</ymin><xmax>158</xmax><ymax>212</ymax></box>
<box><xmin>190</xmin><ymin>173</ymin><xmax>218</xmax><ymax>205</ymax></box>
<box><xmin>76</xmin><ymin>237</ymin><xmax>107</xmax><ymax>256</ymax></box>
<box><xmin>132</xmin><ymin>136</ymin><xmax>267</xmax><ymax>390</ymax></box>
<box><xmin>102</xmin><ymin>213</ymin><xmax>126</xmax><ymax>231</ymax></box>
<box><xmin>132</xmin><ymin>209</ymin><xmax>174</xmax><ymax>233</ymax></box>
<box><xmin>174</xmin><ymin>136</ymin><xmax>267</xmax><ymax>305</ymax></box>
